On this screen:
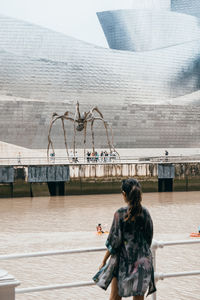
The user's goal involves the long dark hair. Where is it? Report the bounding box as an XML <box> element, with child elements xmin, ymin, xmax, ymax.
<box><xmin>122</xmin><ymin>178</ymin><xmax>142</xmax><ymax>222</ymax></box>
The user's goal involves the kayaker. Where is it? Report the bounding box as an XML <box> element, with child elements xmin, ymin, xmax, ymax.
<box><xmin>96</xmin><ymin>224</ymin><xmax>104</xmax><ymax>233</ymax></box>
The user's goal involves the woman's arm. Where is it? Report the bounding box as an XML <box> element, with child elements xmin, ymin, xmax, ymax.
<box><xmin>144</xmin><ymin>209</ymin><xmax>153</xmax><ymax>247</ymax></box>
<box><xmin>98</xmin><ymin>210</ymin><xmax>121</xmax><ymax>269</ymax></box>
<box><xmin>99</xmin><ymin>249</ymin><xmax>111</xmax><ymax>270</ymax></box>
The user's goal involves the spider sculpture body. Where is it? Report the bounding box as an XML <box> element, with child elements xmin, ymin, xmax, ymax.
<box><xmin>47</xmin><ymin>102</ymin><xmax>119</xmax><ymax>161</ymax></box>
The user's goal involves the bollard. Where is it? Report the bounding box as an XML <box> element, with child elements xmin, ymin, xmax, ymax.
<box><xmin>151</xmin><ymin>241</ymin><xmax>158</xmax><ymax>300</ymax></box>
<box><xmin>0</xmin><ymin>269</ymin><xmax>20</xmax><ymax>300</ymax></box>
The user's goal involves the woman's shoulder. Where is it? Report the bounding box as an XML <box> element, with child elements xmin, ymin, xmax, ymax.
<box><xmin>117</xmin><ymin>206</ymin><xmax>128</xmax><ymax>213</ymax></box>
<box><xmin>142</xmin><ymin>206</ymin><xmax>148</xmax><ymax>212</ymax></box>
<box><xmin>142</xmin><ymin>206</ymin><xmax>152</xmax><ymax>218</ymax></box>
<box><xmin>114</xmin><ymin>206</ymin><xmax>128</xmax><ymax>217</ymax></box>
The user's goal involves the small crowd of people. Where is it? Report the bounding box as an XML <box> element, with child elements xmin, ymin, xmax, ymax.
<box><xmin>69</xmin><ymin>151</ymin><xmax>79</xmax><ymax>163</ymax></box>
<box><xmin>87</xmin><ymin>150</ymin><xmax>117</xmax><ymax>163</ymax></box>
<box><xmin>49</xmin><ymin>150</ymin><xmax>118</xmax><ymax>163</ymax></box>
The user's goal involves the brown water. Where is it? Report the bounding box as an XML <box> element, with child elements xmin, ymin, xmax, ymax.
<box><xmin>0</xmin><ymin>191</ymin><xmax>199</xmax><ymax>300</ymax></box>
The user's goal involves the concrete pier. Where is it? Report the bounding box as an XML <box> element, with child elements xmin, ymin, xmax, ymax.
<box><xmin>0</xmin><ymin>161</ymin><xmax>200</xmax><ymax>197</ymax></box>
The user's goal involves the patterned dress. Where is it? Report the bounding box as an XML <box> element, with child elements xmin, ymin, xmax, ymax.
<box><xmin>93</xmin><ymin>206</ymin><xmax>156</xmax><ymax>297</ymax></box>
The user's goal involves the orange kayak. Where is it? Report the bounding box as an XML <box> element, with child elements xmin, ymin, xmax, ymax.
<box><xmin>96</xmin><ymin>231</ymin><xmax>109</xmax><ymax>235</ymax></box>
<box><xmin>190</xmin><ymin>233</ymin><xmax>200</xmax><ymax>237</ymax></box>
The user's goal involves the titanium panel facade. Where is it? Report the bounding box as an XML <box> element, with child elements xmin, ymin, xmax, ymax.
<box><xmin>130</xmin><ymin>0</ymin><xmax>170</xmax><ymax>10</ymax></box>
<box><xmin>97</xmin><ymin>10</ymin><xmax>200</xmax><ymax>51</ymax></box>
<box><xmin>172</xmin><ymin>0</ymin><xmax>200</xmax><ymax>19</ymax></box>
<box><xmin>1</xmin><ymin>0</ymin><xmax>200</xmax><ymax>149</ymax></box>
<box><xmin>1</xmin><ymin>15</ymin><xmax>200</xmax><ymax>103</ymax></box>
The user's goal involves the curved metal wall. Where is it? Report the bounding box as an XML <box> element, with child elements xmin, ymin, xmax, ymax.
<box><xmin>1</xmin><ymin>16</ymin><xmax>200</xmax><ymax>103</ymax></box>
<box><xmin>130</xmin><ymin>0</ymin><xmax>170</xmax><ymax>10</ymax></box>
<box><xmin>0</xmin><ymin>12</ymin><xmax>200</xmax><ymax>148</ymax></box>
<box><xmin>97</xmin><ymin>9</ymin><xmax>200</xmax><ymax>51</ymax></box>
<box><xmin>172</xmin><ymin>0</ymin><xmax>200</xmax><ymax>19</ymax></box>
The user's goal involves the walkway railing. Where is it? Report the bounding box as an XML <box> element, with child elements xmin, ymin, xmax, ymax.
<box><xmin>151</xmin><ymin>239</ymin><xmax>200</xmax><ymax>300</ymax></box>
<box><xmin>1</xmin><ymin>155</ymin><xmax>200</xmax><ymax>166</ymax></box>
<box><xmin>1</xmin><ymin>156</ymin><xmax>123</xmax><ymax>165</ymax></box>
<box><xmin>0</xmin><ymin>239</ymin><xmax>199</xmax><ymax>299</ymax></box>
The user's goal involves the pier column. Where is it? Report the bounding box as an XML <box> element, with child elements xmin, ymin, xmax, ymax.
<box><xmin>0</xmin><ymin>269</ymin><xmax>20</xmax><ymax>300</ymax></box>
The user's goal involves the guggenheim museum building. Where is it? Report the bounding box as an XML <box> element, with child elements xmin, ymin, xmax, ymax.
<box><xmin>0</xmin><ymin>0</ymin><xmax>200</xmax><ymax>150</ymax></box>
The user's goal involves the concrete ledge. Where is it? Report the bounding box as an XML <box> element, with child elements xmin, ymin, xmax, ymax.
<box><xmin>0</xmin><ymin>162</ymin><xmax>200</xmax><ymax>197</ymax></box>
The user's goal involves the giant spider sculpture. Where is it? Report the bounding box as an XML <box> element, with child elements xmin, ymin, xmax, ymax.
<box><xmin>47</xmin><ymin>101</ymin><xmax>119</xmax><ymax>161</ymax></box>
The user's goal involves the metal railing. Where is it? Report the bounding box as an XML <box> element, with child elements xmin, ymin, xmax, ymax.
<box><xmin>1</xmin><ymin>155</ymin><xmax>200</xmax><ymax>166</ymax></box>
<box><xmin>0</xmin><ymin>156</ymin><xmax>122</xmax><ymax>166</ymax></box>
<box><xmin>151</xmin><ymin>239</ymin><xmax>200</xmax><ymax>300</ymax></box>
<box><xmin>0</xmin><ymin>239</ymin><xmax>199</xmax><ymax>299</ymax></box>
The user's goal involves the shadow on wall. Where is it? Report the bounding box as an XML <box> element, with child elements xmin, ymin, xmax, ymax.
<box><xmin>170</xmin><ymin>54</ymin><xmax>200</xmax><ymax>97</ymax></box>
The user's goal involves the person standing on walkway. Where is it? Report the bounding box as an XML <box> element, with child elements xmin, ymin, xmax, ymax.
<box><xmin>17</xmin><ymin>152</ymin><xmax>21</xmax><ymax>164</ymax></box>
<box><xmin>93</xmin><ymin>178</ymin><xmax>156</xmax><ymax>299</ymax></box>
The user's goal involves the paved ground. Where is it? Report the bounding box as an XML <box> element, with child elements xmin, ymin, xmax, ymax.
<box><xmin>1</xmin><ymin>146</ymin><xmax>200</xmax><ymax>165</ymax></box>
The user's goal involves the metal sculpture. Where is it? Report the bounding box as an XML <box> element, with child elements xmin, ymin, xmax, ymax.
<box><xmin>47</xmin><ymin>101</ymin><xmax>119</xmax><ymax>160</ymax></box>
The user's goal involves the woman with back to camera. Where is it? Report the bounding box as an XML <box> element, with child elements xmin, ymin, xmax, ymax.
<box><xmin>93</xmin><ymin>178</ymin><xmax>156</xmax><ymax>299</ymax></box>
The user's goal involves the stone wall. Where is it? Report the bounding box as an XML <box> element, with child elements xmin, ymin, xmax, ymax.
<box><xmin>69</xmin><ymin>163</ymin><xmax>157</xmax><ymax>178</ymax></box>
<box><xmin>1</xmin><ymin>162</ymin><xmax>200</xmax><ymax>197</ymax></box>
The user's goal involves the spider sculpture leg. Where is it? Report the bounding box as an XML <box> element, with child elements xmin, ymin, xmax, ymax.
<box><xmin>90</xmin><ymin>108</ymin><xmax>113</xmax><ymax>152</ymax></box>
<box><xmin>47</xmin><ymin>136</ymin><xmax>55</xmax><ymax>161</ymax></box>
<box><xmin>88</xmin><ymin>116</ymin><xmax>120</xmax><ymax>159</ymax></box>
<box><xmin>106</xmin><ymin>122</ymin><xmax>120</xmax><ymax>158</ymax></box>
<box><xmin>76</xmin><ymin>101</ymin><xmax>81</xmax><ymax>119</ymax></box>
<box><xmin>90</xmin><ymin>117</ymin><xmax>112</xmax><ymax>153</ymax></box>
<box><xmin>90</xmin><ymin>107</ymin><xmax>120</xmax><ymax>158</ymax></box>
<box><xmin>47</xmin><ymin>114</ymin><xmax>61</xmax><ymax>159</ymax></box>
<box><xmin>47</xmin><ymin>113</ymin><xmax>75</xmax><ymax>160</ymax></box>
<box><xmin>72</xmin><ymin>102</ymin><xmax>81</xmax><ymax>158</ymax></box>
<box><xmin>83</xmin><ymin>122</ymin><xmax>87</xmax><ymax>162</ymax></box>
<box><xmin>90</xmin><ymin>119</ymin><xmax>95</xmax><ymax>154</ymax></box>
<box><xmin>73</xmin><ymin>122</ymin><xmax>77</xmax><ymax>160</ymax></box>
<box><xmin>62</xmin><ymin>113</ymin><xmax>76</xmax><ymax>160</ymax></box>
<box><xmin>90</xmin><ymin>106</ymin><xmax>104</xmax><ymax>119</ymax></box>
<box><xmin>61</xmin><ymin>117</ymin><xmax>69</xmax><ymax>158</ymax></box>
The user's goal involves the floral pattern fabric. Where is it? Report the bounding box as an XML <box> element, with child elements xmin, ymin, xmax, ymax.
<box><xmin>93</xmin><ymin>206</ymin><xmax>156</xmax><ymax>297</ymax></box>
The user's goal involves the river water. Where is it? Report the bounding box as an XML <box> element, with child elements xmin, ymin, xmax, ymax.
<box><xmin>0</xmin><ymin>191</ymin><xmax>199</xmax><ymax>300</ymax></box>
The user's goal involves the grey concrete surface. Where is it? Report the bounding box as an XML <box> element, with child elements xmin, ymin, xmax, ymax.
<box><xmin>0</xmin><ymin>167</ymin><xmax>14</xmax><ymax>183</ymax></box>
<box><xmin>28</xmin><ymin>166</ymin><xmax>70</xmax><ymax>182</ymax></box>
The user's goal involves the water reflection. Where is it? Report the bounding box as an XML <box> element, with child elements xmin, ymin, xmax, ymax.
<box><xmin>0</xmin><ymin>191</ymin><xmax>199</xmax><ymax>300</ymax></box>
<box><xmin>158</xmin><ymin>191</ymin><xmax>175</xmax><ymax>204</ymax></box>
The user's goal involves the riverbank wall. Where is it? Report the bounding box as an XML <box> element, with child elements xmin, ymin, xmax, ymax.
<box><xmin>0</xmin><ymin>162</ymin><xmax>200</xmax><ymax>197</ymax></box>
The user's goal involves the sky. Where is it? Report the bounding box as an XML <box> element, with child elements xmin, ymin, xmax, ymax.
<box><xmin>0</xmin><ymin>0</ymin><xmax>134</xmax><ymax>47</ymax></box>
